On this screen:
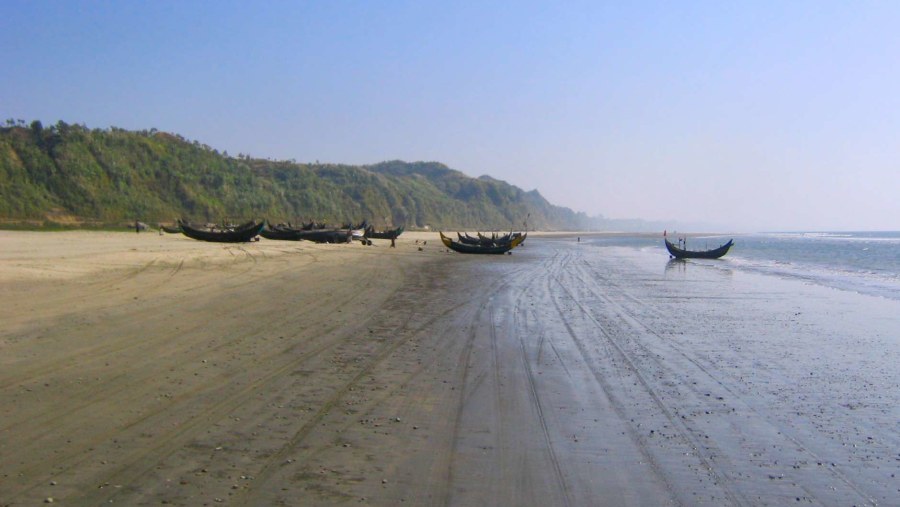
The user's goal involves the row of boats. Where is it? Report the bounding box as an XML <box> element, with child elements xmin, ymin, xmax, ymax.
<box><xmin>166</xmin><ymin>219</ymin><xmax>403</xmax><ymax>244</ymax></box>
<box><xmin>165</xmin><ymin>219</ymin><xmax>727</xmax><ymax>259</ymax></box>
<box><xmin>166</xmin><ymin>218</ymin><xmax>528</xmax><ymax>255</ymax></box>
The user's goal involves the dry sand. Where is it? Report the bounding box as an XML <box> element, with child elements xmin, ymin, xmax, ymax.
<box><xmin>1</xmin><ymin>231</ymin><xmax>898</xmax><ymax>506</ymax></box>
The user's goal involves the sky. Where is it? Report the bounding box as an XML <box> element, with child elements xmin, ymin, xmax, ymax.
<box><xmin>3</xmin><ymin>1</ymin><xmax>900</xmax><ymax>232</ymax></box>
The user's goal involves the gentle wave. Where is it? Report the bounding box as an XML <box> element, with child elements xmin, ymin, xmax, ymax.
<box><xmin>761</xmin><ymin>231</ymin><xmax>900</xmax><ymax>243</ymax></box>
<box><xmin>724</xmin><ymin>254</ymin><xmax>900</xmax><ymax>300</ymax></box>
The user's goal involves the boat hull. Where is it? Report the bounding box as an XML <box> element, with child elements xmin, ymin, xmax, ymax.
<box><xmin>440</xmin><ymin>232</ymin><xmax>525</xmax><ymax>254</ymax></box>
<box><xmin>160</xmin><ymin>224</ymin><xmax>182</xmax><ymax>234</ymax></box>
<box><xmin>365</xmin><ymin>226</ymin><xmax>404</xmax><ymax>240</ymax></box>
<box><xmin>260</xmin><ymin>226</ymin><xmax>352</xmax><ymax>243</ymax></box>
<box><xmin>664</xmin><ymin>239</ymin><xmax>733</xmax><ymax>259</ymax></box>
<box><xmin>179</xmin><ymin>220</ymin><xmax>264</xmax><ymax>243</ymax></box>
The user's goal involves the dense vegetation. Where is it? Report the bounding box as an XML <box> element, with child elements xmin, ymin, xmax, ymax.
<box><xmin>0</xmin><ymin>120</ymin><xmax>605</xmax><ymax>230</ymax></box>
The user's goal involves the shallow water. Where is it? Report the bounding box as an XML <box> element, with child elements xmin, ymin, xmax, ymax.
<box><xmin>535</xmin><ymin>236</ymin><xmax>900</xmax><ymax>505</ymax></box>
<box><xmin>584</xmin><ymin>231</ymin><xmax>900</xmax><ymax>301</ymax></box>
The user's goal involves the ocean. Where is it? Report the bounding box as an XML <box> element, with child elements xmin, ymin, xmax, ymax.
<box><xmin>584</xmin><ymin>231</ymin><xmax>900</xmax><ymax>301</ymax></box>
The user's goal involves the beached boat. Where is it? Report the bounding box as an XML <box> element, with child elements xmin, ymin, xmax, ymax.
<box><xmin>365</xmin><ymin>226</ymin><xmax>404</xmax><ymax>240</ymax></box>
<box><xmin>178</xmin><ymin>219</ymin><xmax>264</xmax><ymax>243</ymax></box>
<box><xmin>298</xmin><ymin>229</ymin><xmax>353</xmax><ymax>243</ymax></box>
<box><xmin>440</xmin><ymin>232</ymin><xmax>526</xmax><ymax>254</ymax></box>
<box><xmin>478</xmin><ymin>231</ymin><xmax>520</xmax><ymax>243</ymax></box>
<box><xmin>457</xmin><ymin>232</ymin><xmax>483</xmax><ymax>245</ymax></box>
<box><xmin>457</xmin><ymin>231</ymin><xmax>524</xmax><ymax>247</ymax></box>
<box><xmin>260</xmin><ymin>223</ymin><xmax>352</xmax><ymax>243</ymax></box>
<box><xmin>287</xmin><ymin>221</ymin><xmax>327</xmax><ymax>230</ymax></box>
<box><xmin>342</xmin><ymin>220</ymin><xmax>368</xmax><ymax>231</ymax></box>
<box><xmin>259</xmin><ymin>223</ymin><xmax>300</xmax><ymax>241</ymax></box>
<box><xmin>159</xmin><ymin>224</ymin><xmax>182</xmax><ymax>234</ymax></box>
<box><xmin>488</xmin><ymin>231</ymin><xmax>525</xmax><ymax>246</ymax></box>
<box><xmin>664</xmin><ymin>238</ymin><xmax>733</xmax><ymax>259</ymax></box>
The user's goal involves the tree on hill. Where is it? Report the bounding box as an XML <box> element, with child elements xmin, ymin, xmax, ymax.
<box><xmin>0</xmin><ymin>121</ymin><xmax>608</xmax><ymax>230</ymax></box>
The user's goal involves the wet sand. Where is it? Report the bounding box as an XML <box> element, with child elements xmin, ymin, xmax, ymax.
<box><xmin>1</xmin><ymin>231</ymin><xmax>898</xmax><ymax>506</ymax></box>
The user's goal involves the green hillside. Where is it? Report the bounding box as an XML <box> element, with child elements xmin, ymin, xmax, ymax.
<box><xmin>0</xmin><ymin>120</ymin><xmax>603</xmax><ymax>230</ymax></box>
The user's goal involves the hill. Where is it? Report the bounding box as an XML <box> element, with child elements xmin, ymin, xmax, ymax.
<box><xmin>0</xmin><ymin>120</ymin><xmax>604</xmax><ymax>230</ymax></box>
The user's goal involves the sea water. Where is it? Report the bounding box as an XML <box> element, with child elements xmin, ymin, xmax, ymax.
<box><xmin>584</xmin><ymin>231</ymin><xmax>900</xmax><ymax>301</ymax></box>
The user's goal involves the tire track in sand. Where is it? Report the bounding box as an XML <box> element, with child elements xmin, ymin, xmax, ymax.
<box><xmin>572</xmin><ymin>253</ymin><xmax>879</xmax><ymax>506</ymax></box>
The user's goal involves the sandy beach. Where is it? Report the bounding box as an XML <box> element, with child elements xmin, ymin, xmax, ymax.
<box><xmin>1</xmin><ymin>231</ymin><xmax>898</xmax><ymax>506</ymax></box>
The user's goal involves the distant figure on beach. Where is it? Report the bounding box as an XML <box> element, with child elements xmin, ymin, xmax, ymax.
<box><xmin>135</xmin><ymin>220</ymin><xmax>140</xmax><ymax>233</ymax></box>
<box><xmin>577</xmin><ymin>237</ymin><xmax>580</xmax><ymax>243</ymax></box>
<box><xmin>391</xmin><ymin>238</ymin><xmax>396</xmax><ymax>248</ymax></box>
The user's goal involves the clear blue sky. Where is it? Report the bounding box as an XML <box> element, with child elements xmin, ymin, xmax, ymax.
<box><xmin>4</xmin><ymin>1</ymin><xmax>899</xmax><ymax>231</ymax></box>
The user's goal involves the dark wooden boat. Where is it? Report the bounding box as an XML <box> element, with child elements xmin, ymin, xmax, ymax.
<box><xmin>365</xmin><ymin>226</ymin><xmax>404</xmax><ymax>240</ymax></box>
<box><xmin>478</xmin><ymin>232</ymin><xmax>514</xmax><ymax>243</ymax></box>
<box><xmin>260</xmin><ymin>223</ymin><xmax>351</xmax><ymax>243</ymax></box>
<box><xmin>440</xmin><ymin>232</ymin><xmax>526</xmax><ymax>254</ymax></box>
<box><xmin>341</xmin><ymin>220</ymin><xmax>368</xmax><ymax>230</ymax></box>
<box><xmin>457</xmin><ymin>231</ymin><xmax>524</xmax><ymax>247</ymax></box>
<box><xmin>160</xmin><ymin>224</ymin><xmax>182</xmax><ymax>234</ymax></box>
<box><xmin>295</xmin><ymin>229</ymin><xmax>352</xmax><ymax>243</ymax></box>
<box><xmin>664</xmin><ymin>238</ymin><xmax>733</xmax><ymax>259</ymax></box>
<box><xmin>289</xmin><ymin>221</ymin><xmax>327</xmax><ymax>230</ymax></box>
<box><xmin>178</xmin><ymin>219</ymin><xmax>264</xmax><ymax>243</ymax></box>
<box><xmin>486</xmin><ymin>231</ymin><xmax>525</xmax><ymax>245</ymax></box>
<box><xmin>457</xmin><ymin>232</ymin><xmax>483</xmax><ymax>245</ymax></box>
<box><xmin>259</xmin><ymin>224</ymin><xmax>300</xmax><ymax>241</ymax></box>
<box><xmin>274</xmin><ymin>220</ymin><xmax>328</xmax><ymax>230</ymax></box>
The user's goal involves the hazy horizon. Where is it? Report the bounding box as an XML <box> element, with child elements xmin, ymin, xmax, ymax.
<box><xmin>4</xmin><ymin>1</ymin><xmax>900</xmax><ymax>232</ymax></box>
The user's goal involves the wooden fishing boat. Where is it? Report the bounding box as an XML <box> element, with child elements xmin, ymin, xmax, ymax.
<box><xmin>456</xmin><ymin>232</ymin><xmax>483</xmax><ymax>245</ymax></box>
<box><xmin>488</xmin><ymin>231</ymin><xmax>525</xmax><ymax>245</ymax></box>
<box><xmin>440</xmin><ymin>232</ymin><xmax>526</xmax><ymax>254</ymax></box>
<box><xmin>478</xmin><ymin>231</ymin><xmax>517</xmax><ymax>243</ymax></box>
<box><xmin>457</xmin><ymin>231</ymin><xmax>523</xmax><ymax>247</ymax></box>
<box><xmin>298</xmin><ymin>229</ymin><xmax>352</xmax><ymax>243</ymax></box>
<box><xmin>260</xmin><ymin>223</ymin><xmax>352</xmax><ymax>243</ymax></box>
<box><xmin>342</xmin><ymin>220</ymin><xmax>368</xmax><ymax>230</ymax></box>
<box><xmin>159</xmin><ymin>224</ymin><xmax>182</xmax><ymax>234</ymax></box>
<box><xmin>178</xmin><ymin>219</ymin><xmax>264</xmax><ymax>243</ymax></box>
<box><xmin>365</xmin><ymin>226</ymin><xmax>404</xmax><ymax>240</ymax></box>
<box><xmin>259</xmin><ymin>223</ymin><xmax>300</xmax><ymax>241</ymax></box>
<box><xmin>288</xmin><ymin>221</ymin><xmax>327</xmax><ymax>230</ymax></box>
<box><xmin>664</xmin><ymin>238</ymin><xmax>733</xmax><ymax>259</ymax></box>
